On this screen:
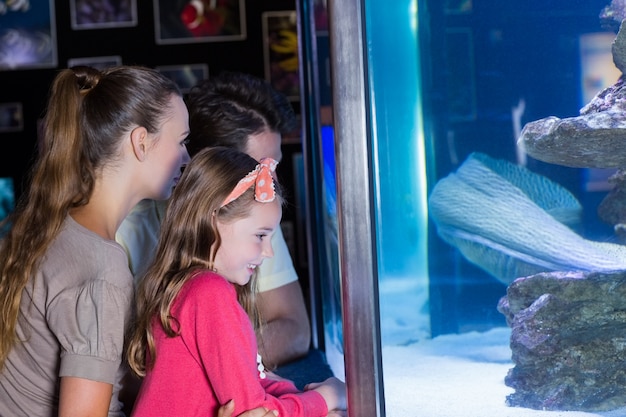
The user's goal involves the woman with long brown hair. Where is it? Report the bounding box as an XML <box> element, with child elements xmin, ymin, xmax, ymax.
<box><xmin>0</xmin><ymin>65</ymin><xmax>190</xmax><ymax>416</ymax></box>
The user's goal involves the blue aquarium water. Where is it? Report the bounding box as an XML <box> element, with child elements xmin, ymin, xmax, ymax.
<box><xmin>310</xmin><ymin>0</ymin><xmax>626</xmax><ymax>413</ymax></box>
<box><xmin>374</xmin><ymin>0</ymin><xmax>626</xmax><ymax>415</ymax></box>
<box><xmin>421</xmin><ymin>0</ymin><xmax>622</xmax><ymax>337</ymax></box>
<box><xmin>366</xmin><ymin>0</ymin><xmax>430</xmax><ymax>347</ymax></box>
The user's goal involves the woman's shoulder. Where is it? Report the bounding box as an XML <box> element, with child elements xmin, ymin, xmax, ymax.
<box><xmin>61</xmin><ymin>216</ymin><xmax>128</xmax><ymax>256</ymax></box>
<box><xmin>45</xmin><ymin>217</ymin><xmax>132</xmax><ymax>287</ymax></box>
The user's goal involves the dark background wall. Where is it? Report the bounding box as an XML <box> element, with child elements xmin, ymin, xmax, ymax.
<box><xmin>0</xmin><ymin>0</ymin><xmax>297</xmax><ymax>197</ymax></box>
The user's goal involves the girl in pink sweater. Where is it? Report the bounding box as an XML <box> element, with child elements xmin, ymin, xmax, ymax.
<box><xmin>126</xmin><ymin>147</ymin><xmax>346</xmax><ymax>417</ymax></box>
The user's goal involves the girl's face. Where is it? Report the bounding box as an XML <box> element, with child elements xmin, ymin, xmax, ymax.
<box><xmin>146</xmin><ymin>95</ymin><xmax>191</xmax><ymax>200</ymax></box>
<box><xmin>214</xmin><ymin>199</ymin><xmax>282</xmax><ymax>286</ymax></box>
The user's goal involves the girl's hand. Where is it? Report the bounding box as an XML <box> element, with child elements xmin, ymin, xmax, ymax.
<box><xmin>304</xmin><ymin>376</ymin><xmax>347</xmax><ymax>411</ymax></box>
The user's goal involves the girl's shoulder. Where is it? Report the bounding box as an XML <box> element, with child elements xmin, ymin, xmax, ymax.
<box><xmin>175</xmin><ymin>270</ymin><xmax>239</xmax><ymax>315</ymax></box>
<box><xmin>184</xmin><ymin>270</ymin><xmax>235</xmax><ymax>296</ymax></box>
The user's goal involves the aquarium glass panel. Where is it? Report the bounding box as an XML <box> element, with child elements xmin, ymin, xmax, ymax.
<box><xmin>353</xmin><ymin>0</ymin><xmax>626</xmax><ymax>415</ymax></box>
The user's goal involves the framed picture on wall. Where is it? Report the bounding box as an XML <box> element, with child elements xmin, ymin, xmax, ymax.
<box><xmin>156</xmin><ymin>64</ymin><xmax>209</xmax><ymax>93</ymax></box>
<box><xmin>262</xmin><ymin>10</ymin><xmax>300</xmax><ymax>102</ymax></box>
<box><xmin>0</xmin><ymin>103</ymin><xmax>23</xmax><ymax>133</ymax></box>
<box><xmin>70</xmin><ymin>0</ymin><xmax>138</xmax><ymax>30</ymax></box>
<box><xmin>0</xmin><ymin>0</ymin><xmax>57</xmax><ymax>71</ymax></box>
<box><xmin>154</xmin><ymin>0</ymin><xmax>246</xmax><ymax>45</ymax></box>
<box><xmin>67</xmin><ymin>55</ymin><xmax>122</xmax><ymax>70</ymax></box>
<box><xmin>0</xmin><ymin>177</ymin><xmax>15</xmax><ymax>237</ymax></box>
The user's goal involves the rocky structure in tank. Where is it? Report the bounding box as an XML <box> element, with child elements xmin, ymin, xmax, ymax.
<box><xmin>500</xmin><ymin>15</ymin><xmax>626</xmax><ymax>413</ymax></box>
<box><xmin>498</xmin><ymin>270</ymin><xmax>626</xmax><ymax>411</ymax></box>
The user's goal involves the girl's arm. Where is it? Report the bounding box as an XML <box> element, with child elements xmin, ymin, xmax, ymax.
<box><xmin>304</xmin><ymin>377</ymin><xmax>347</xmax><ymax>412</ymax></box>
<box><xmin>218</xmin><ymin>399</ymin><xmax>278</xmax><ymax>417</ymax></box>
<box><xmin>58</xmin><ymin>376</ymin><xmax>112</xmax><ymax>417</ymax></box>
<box><xmin>193</xmin><ymin>275</ymin><xmax>328</xmax><ymax>416</ymax></box>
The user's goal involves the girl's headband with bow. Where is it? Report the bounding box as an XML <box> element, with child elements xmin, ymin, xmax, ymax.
<box><xmin>221</xmin><ymin>157</ymin><xmax>278</xmax><ymax>208</ymax></box>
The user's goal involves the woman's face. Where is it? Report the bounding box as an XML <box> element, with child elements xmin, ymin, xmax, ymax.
<box><xmin>214</xmin><ymin>199</ymin><xmax>282</xmax><ymax>286</ymax></box>
<box><xmin>146</xmin><ymin>95</ymin><xmax>191</xmax><ymax>200</ymax></box>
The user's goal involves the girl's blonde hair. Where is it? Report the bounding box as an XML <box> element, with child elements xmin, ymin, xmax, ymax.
<box><xmin>0</xmin><ymin>65</ymin><xmax>181</xmax><ymax>370</ymax></box>
<box><xmin>127</xmin><ymin>146</ymin><xmax>284</xmax><ymax>376</ymax></box>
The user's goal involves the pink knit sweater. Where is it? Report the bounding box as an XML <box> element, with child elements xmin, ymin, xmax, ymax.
<box><xmin>131</xmin><ymin>271</ymin><xmax>328</xmax><ymax>417</ymax></box>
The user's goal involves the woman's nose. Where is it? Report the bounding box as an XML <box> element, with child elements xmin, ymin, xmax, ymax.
<box><xmin>182</xmin><ymin>147</ymin><xmax>191</xmax><ymax>164</ymax></box>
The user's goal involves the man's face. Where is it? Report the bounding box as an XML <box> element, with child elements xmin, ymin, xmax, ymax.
<box><xmin>245</xmin><ymin>129</ymin><xmax>282</xmax><ymax>163</ymax></box>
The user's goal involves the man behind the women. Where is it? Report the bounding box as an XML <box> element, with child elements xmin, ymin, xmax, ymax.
<box><xmin>116</xmin><ymin>71</ymin><xmax>334</xmax><ymax>388</ymax></box>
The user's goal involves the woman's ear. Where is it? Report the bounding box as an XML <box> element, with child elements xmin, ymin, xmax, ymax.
<box><xmin>130</xmin><ymin>126</ymin><xmax>149</xmax><ymax>161</ymax></box>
